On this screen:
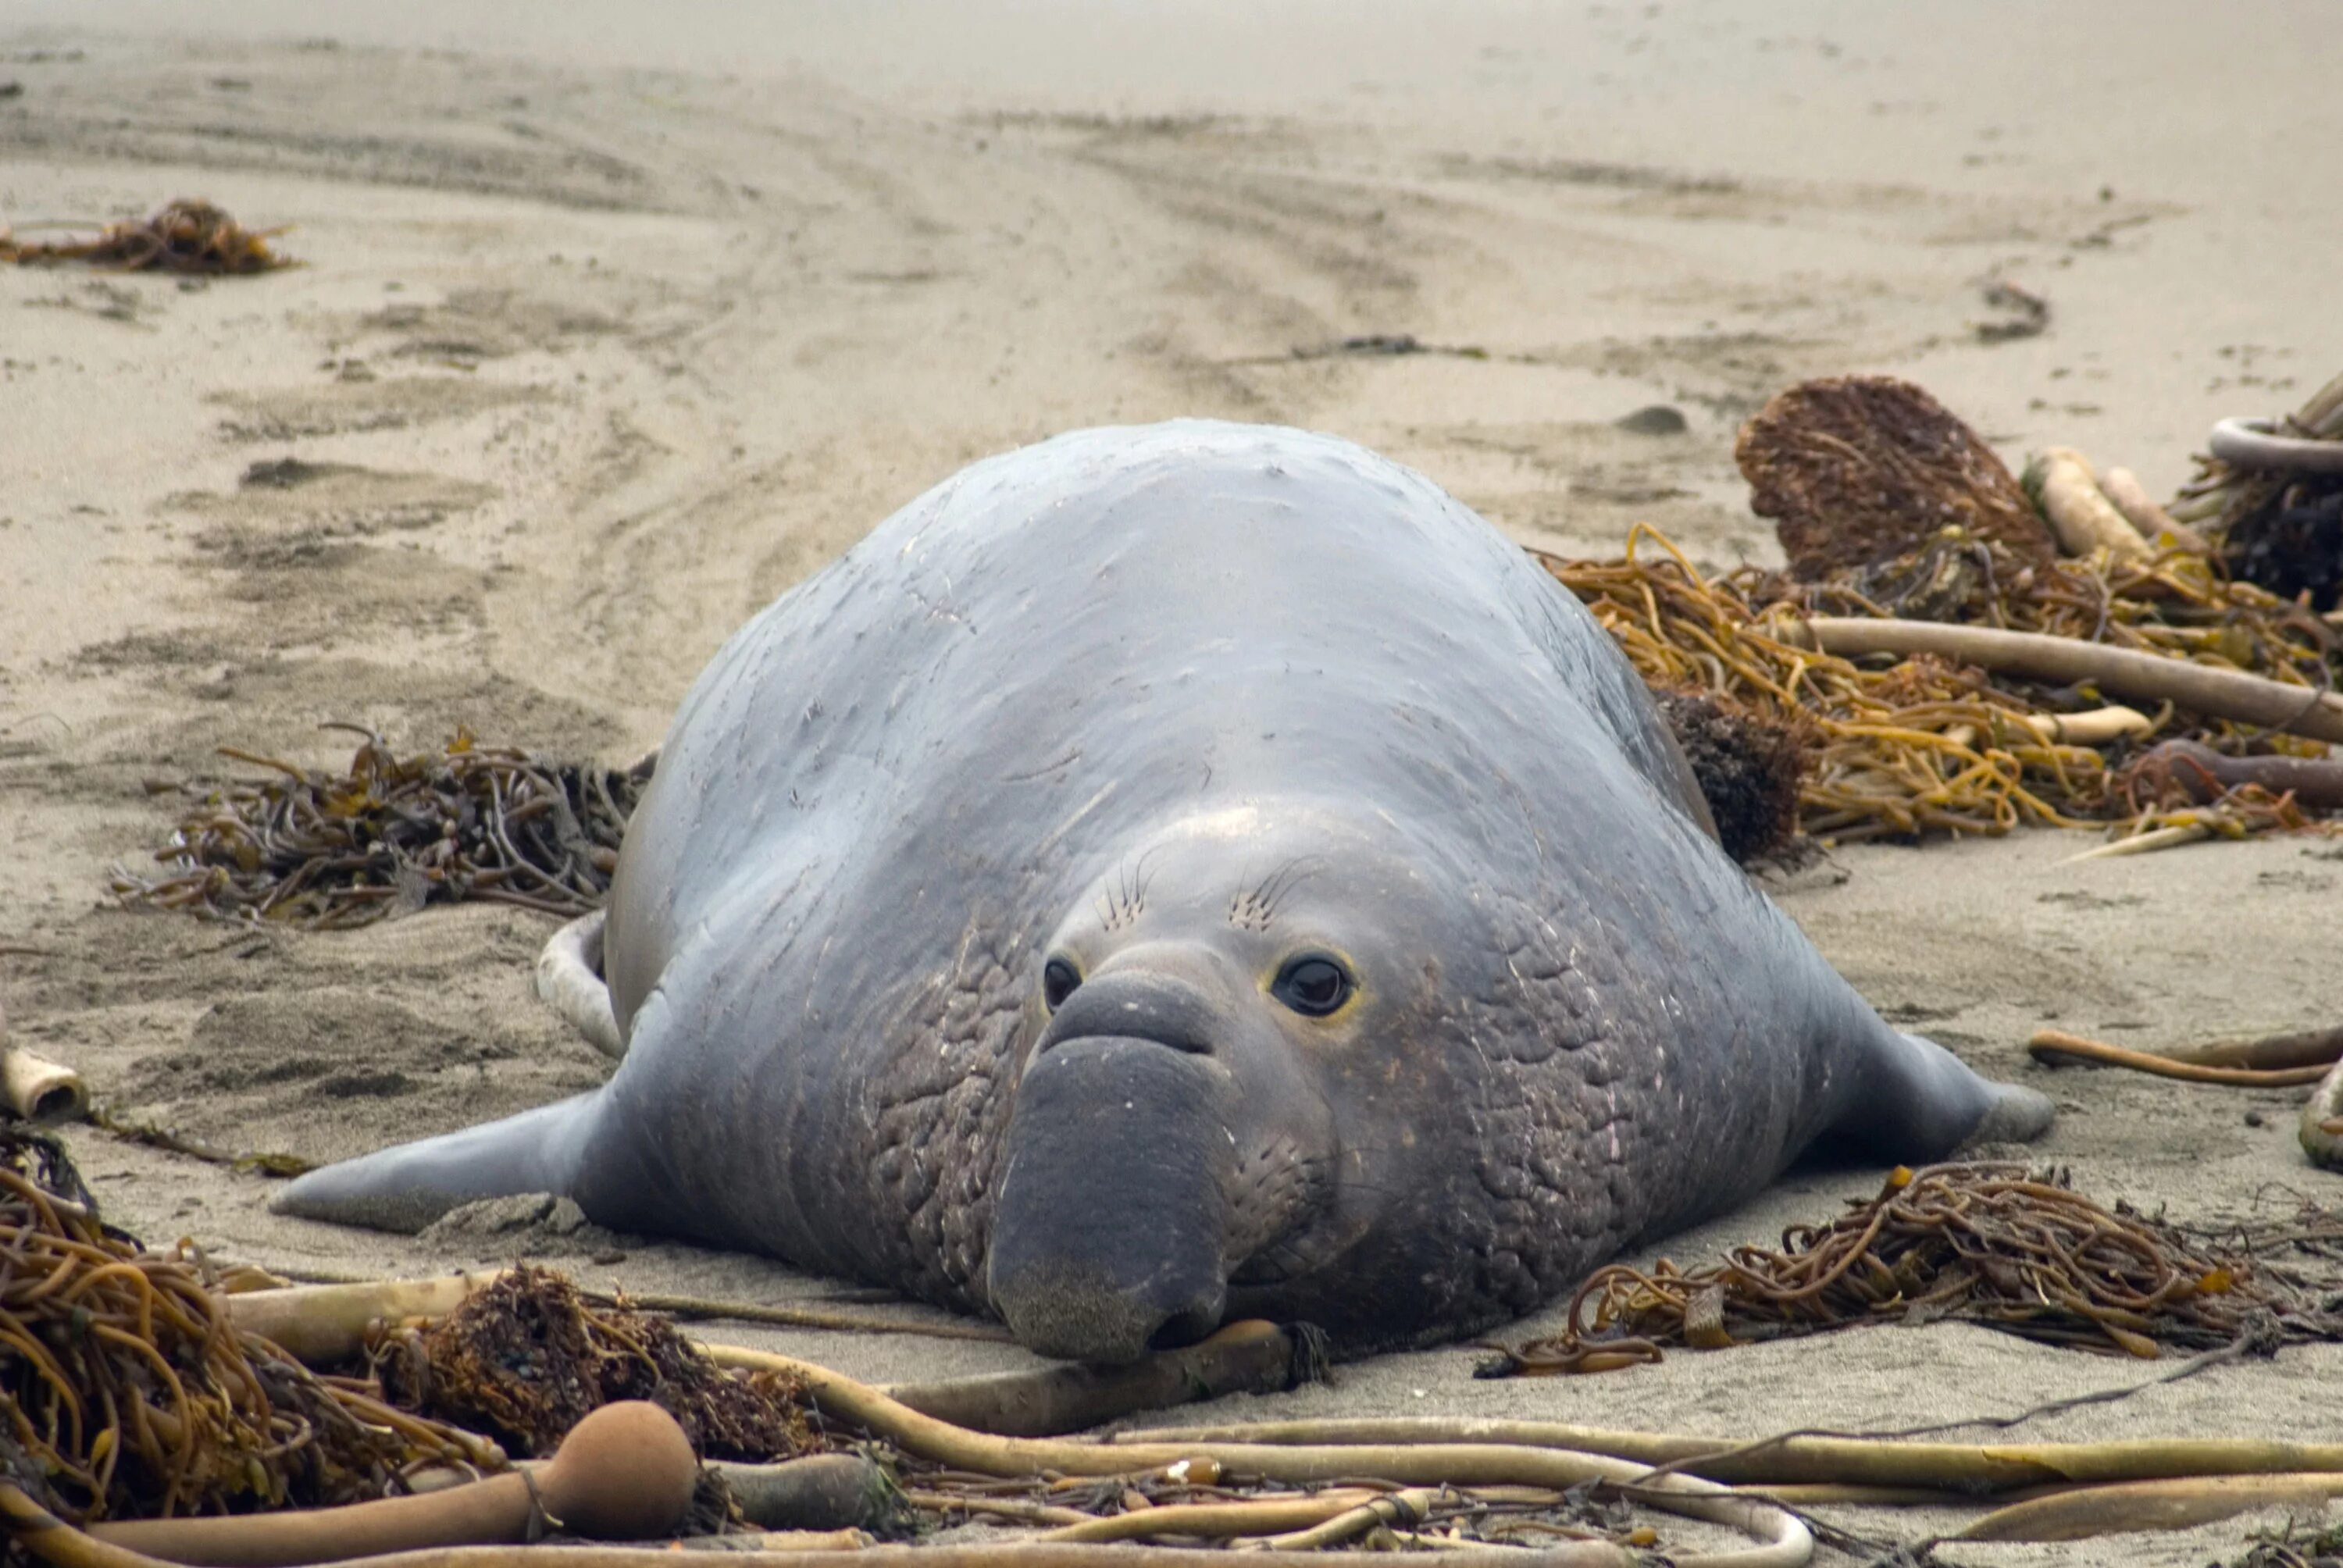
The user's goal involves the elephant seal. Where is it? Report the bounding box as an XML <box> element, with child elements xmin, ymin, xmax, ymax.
<box><xmin>276</xmin><ymin>419</ymin><xmax>2051</xmax><ymax>1363</ymax></box>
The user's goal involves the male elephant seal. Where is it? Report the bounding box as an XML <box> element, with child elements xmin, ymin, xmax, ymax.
<box><xmin>277</xmin><ymin>420</ymin><xmax>2051</xmax><ymax>1363</ymax></box>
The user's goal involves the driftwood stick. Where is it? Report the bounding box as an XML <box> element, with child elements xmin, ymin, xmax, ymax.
<box><xmin>883</xmin><ymin>1318</ymin><xmax>1298</xmax><ymax>1435</ymax></box>
<box><xmin>223</xmin><ymin>1271</ymin><xmax>507</xmax><ymax>1364</ymax></box>
<box><xmin>698</xmin><ymin>1343</ymin><xmax>1807</xmax><ymax>1565</ymax></box>
<box><xmin>1774</xmin><ymin>617</ymin><xmax>2343</xmax><ymax>743</ymax></box>
<box><xmin>1958</xmin><ymin>1471</ymin><xmax>2343</xmax><ymax>1541</ymax></box>
<box><xmin>2027</xmin><ymin>1029</ymin><xmax>2334</xmax><ymax>1085</ymax></box>
<box><xmin>1111</xmin><ymin>1417</ymin><xmax>2343</xmax><ymax>1493</ymax></box>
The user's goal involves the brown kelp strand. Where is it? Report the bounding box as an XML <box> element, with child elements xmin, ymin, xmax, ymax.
<box><xmin>0</xmin><ymin>199</ymin><xmax>294</xmax><ymax>274</ymax></box>
<box><xmin>0</xmin><ymin>1126</ymin><xmax>494</xmax><ymax>1524</ymax></box>
<box><xmin>112</xmin><ymin>725</ymin><xmax>647</xmax><ymax>927</ymax></box>
<box><xmin>1542</xmin><ymin>525</ymin><xmax>2341</xmax><ymax>846</ymax></box>
<box><xmin>1481</xmin><ymin>1162</ymin><xmax>2340</xmax><ymax>1377</ymax></box>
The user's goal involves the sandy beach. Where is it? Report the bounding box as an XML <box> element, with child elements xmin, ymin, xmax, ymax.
<box><xmin>3</xmin><ymin>4</ymin><xmax>2341</xmax><ymax>1563</ymax></box>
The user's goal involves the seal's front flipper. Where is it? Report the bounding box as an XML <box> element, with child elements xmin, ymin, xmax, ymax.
<box><xmin>270</xmin><ymin>1093</ymin><xmax>603</xmax><ymax>1235</ymax></box>
<box><xmin>1835</xmin><ymin>1026</ymin><xmax>2053</xmax><ymax>1162</ymax></box>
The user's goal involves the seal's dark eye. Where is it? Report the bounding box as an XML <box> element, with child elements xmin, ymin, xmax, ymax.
<box><xmin>1272</xmin><ymin>954</ymin><xmax>1352</xmax><ymax>1017</ymax></box>
<box><xmin>1042</xmin><ymin>957</ymin><xmax>1082</xmax><ymax>1011</ymax></box>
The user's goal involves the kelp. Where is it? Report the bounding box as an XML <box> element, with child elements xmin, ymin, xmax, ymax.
<box><xmin>0</xmin><ymin>1126</ymin><xmax>492</xmax><ymax>1523</ymax></box>
<box><xmin>112</xmin><ymin>726</ymin><xmax>647</xmax><ymax>927</ymax></box>
<box><xmin>1545</xmin><ymin>525</ymin><xmax>2340</xmax><ymax>846</ymax></box>
<box><xmin>0</xmin><ymin>200</ymin><xmax>292</xmax><ymax>275</ymax></box>
<box><xmin>1481</xmin><ymin>1162</ymin><xmax>2338</xmax><ymax>1377</ymax></box>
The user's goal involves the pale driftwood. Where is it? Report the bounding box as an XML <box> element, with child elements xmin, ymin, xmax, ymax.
<box><xmin>2</xmin><ymin>1045</ymin><xmax>87</xmax><ymax>1125</ymax></box>
<box><xmin>1959</xmin><ymin>1471</ymin><xmax>2343</xmax><ymax>1541</ymax></box>
<box><xmin>2033</xmin><ymin>448</ymin><xmax>2151</xmax><ymax>562</ymax></box>
<box><xmin>701</xmin><ymin>1344</ymin><xmax>1809</xmax><ymax>1568</ymax></box>
<box><xmin>883</xmin><ymin>1317</ymin><xmax>1296</xmax><ymax>1436</ymax></box>
<box><xmin>2027</xmin><ymin>1028</ymin><xmax>2332</xmax><ymax>1085</ymax></box>
<box><xmin>223</xmin><ymin>1270</ymin><xmax>506</xmax><ymax>1365</ymax></box>
<box><xmin>2099</xmin><ymin>466</ymin><xmax>2207</xmax><ymax>552</ymax></box>
<box><xmin>1774</xmin><ymin>616</ymin><xmax>2343</xmax><ymax>743</ymax></box>
<box><xmin>2017</xmin><ymin>705</ymin><xmax>2150</xmax><ymax>745</ymax></box>
<box><xmin>2301</xmin><ymin>1057</ymin><xmax>2343</xmax><ymax>1171</ymax></box>
<box><xmin>1111</xmin><ymin>1417</ymin><xmax>2343</xmax><ymax>1493</ymax></box>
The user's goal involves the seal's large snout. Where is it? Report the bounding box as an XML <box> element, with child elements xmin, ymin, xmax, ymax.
<box><xmin>988</xmin><ymin>1009</ymin><xmax>1234</xmax><ymax>1363</ymax></box>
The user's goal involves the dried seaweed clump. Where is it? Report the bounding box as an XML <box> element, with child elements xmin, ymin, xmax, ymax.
<box><xmin>1737</xmin><ymin>375</ymin><xmax>2058</xmax><ymax>578</ymax></box>
<box><xmin>1656</xmin><ymin>690</ymin><xmax>1810</xmax><ymax>864</ymax></box>
<box><xmin>112</xmin><ymin>726</ymin><xmax>647</xmax><ymax>927</ymax></box>
<box><xmin>0</xmin><ymin>1127</ymin><xmax>490</xmax><ymax>1523</ymax></box>
<box><xmin>0</xmin><ymin>199</ymin><xmax>293</xmax><ymax>274</ymax></box>
<box><xmin>374</xmin><ymin>1266</ymin><xmax>814</xmax><ymax>1462</ymax></box>
<box><xmin>1480</xmin><ymin>1162</ymin><xmax>2331</xmax><ymax>1377</ymax></box>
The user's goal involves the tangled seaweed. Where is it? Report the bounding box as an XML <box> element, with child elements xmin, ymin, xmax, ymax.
<box><xmin>0</xmin><ymin>1127</ymin><xmax>490</xmax><ymax>1523</ymax></box>
<box><xmin>1653</xmin><ymin>690</ymin><xmax>1810</xmax><ymax>864</ymax></box>
<box><xmin>112</xmin><ymin>726</ymin><xmax>647</xmax><ymax>927</ymax></box>
<box><xmin>0</xmin><ymin>200</ymin><xmax>293</xmax><ymax>275</ymax></box>
<box><xmin>2175</xmin><ymin>369</ymin><xmax>2343</xmax><ymax>611</ymax></box>
<box><xmin>1482</xmin><ymin>1162</ymin><xmax>2338</xmax><ymax>1377</ymax></box>
<box><xmin>371</xmin><ymin>1266</ymin><xmax>813</xmax><ymax>1462</ymax></box>
<box><xmin>1545</xmin><ymin>526</ymin><xmax>2340</xmax><ymax>844</ymax></box>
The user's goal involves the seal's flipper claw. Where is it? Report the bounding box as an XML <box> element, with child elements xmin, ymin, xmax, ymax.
<box><xmin>1959</xmin><ymin>1082</ymin><xmax>2056</xmax><ymax>1149</ymax></box>
<box><xmin>271</xmin><ymin>1094</ymin><xmax>601</xmax><ymax>1235</ymax></box>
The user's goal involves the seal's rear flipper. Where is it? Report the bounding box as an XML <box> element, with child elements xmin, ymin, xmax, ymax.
<box><xmin>1832</xmin><ymin>1026</ymin><xmax>2054</xmax><ymax>1162</ymax></box>
<box><xmin>535</xmin><ymin>911</ymin><xmax>624</xmax><ymax>1060</ymax></box>
<box><xmin>270</xmin><ymin>1094</ymin><xmax>601</xmax><ymax>1235</ymax></box>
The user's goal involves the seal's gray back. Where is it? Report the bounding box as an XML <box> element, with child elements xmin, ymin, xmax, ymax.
<box><xmin>606</xmin><ymin>421</ymin><xmax>1707</xmax><ymax>1014</ymax></box>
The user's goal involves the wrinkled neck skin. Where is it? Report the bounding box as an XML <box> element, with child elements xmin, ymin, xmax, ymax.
<box><xmin>979</xmin><ymin>801</ymin><xmax>1482</xmax><ymax>1360</ymax></box>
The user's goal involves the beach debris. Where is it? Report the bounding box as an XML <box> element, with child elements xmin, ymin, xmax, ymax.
<box><xmin>1544</xmin><ymin>526</ymin><xmax>2338</xmax><ymax>846</ymax></box>
<box><xmin>2029</xmin><ymin>1028</ymin><xmax>2335</xmax><ymax>1086</ymax></box>
<box><xmin>882</xmin><ymin>1318</ymin><xmax>1317</xmax><ymax>1439</ymax></box>
<box><xmin>714</xmin><ymin>1452</ymin><xmax>904</xmax><ymax>1535</ymax></box>
<box><xmin>1616</xmin><ymin>403</ymin><xmax>1689</xmax><ymax>437</ymax></box>
<box><xmin>2027</xmin><ymin>1021</ymin><xmax>2343</xmax><ymax>1172</ymax></box>
<box><xmin>1974</xmin><ymin>279</ymin><xmax>2050</xmax><ymax>344</ymax></box>
<box><xmin>370</xmin><ymin>1265</ymin><xmax>815</xmax><ymax>1462</ymax></box>
<box><xmin>2175</xmin><ymin>370</ymin><xmax>2343</xmax><ymax>609</ymax></box>
<box><xmin>2230</xmin><ymin>1522</ymin><xmax>2343</xmax><ymax>1568</ymax></box>
<box><xmin>87</xmin><ymin>1104</ymin><xmax>314</xmax><ymax>1176</ymax></box>
<box><xmin>1654</xmin><ymin>690</ymin><xmax>1809</xmax><ymax>864</ymax></box>
<box><xmin>0</xmin><ymin>1044</ymin><xmax>86</xmax><ymax>1124</ymax></box>
<box><xmin>1475</xmin><ymin>1162</ymin><xmax>2338</xmax><ymax>1376</ymax></box>
<box><xmin>0</xmin><ymin>198</ymin><xmax>294</xmax><ymax>274</ymax></box>
<box><xmin>2021</xmin><ymin>446</ymin><xmax>2154</xmax><ymax>565</ymax></box>
<box><xmin>705</xmin><ymin>1340</ymin><xmax>1799</xmax><ymax>1564</ymax></box>
<box><xmin>1734</xmin><ymin>375</ymin><xmax>2057</xmax><ymax>577</ymax></box>
<box><xmin>1546</xmin><ymin>366</ymin><xmax>2343</xmax><ymax>852</ymax></box>
<box><xmin>2099</xmin><ymin>464</ymin><xmax>2207</xmax><ymax>552</ymax></box>
<box><xmin>1777</xmin><ymin>617</ymin><xmax>2343</xmax><ymax>743</ymax></box>
<box><xmin>2118</xmin><ymin>738</ymin><xmax>2343</xmax><ymax>812</ymax></box>
<box><xmin>112</xmin><ymin>725</ymin><xmax>647</xmax><ymax>927</ymax></box>
<box><xmin>0</xmin><ymin>1126</ymin><xmax>495</xmax><ymax>1527</ymax></box>
<box><xmin>89</xmin><ymin>1400</ymin><xmax>696</xmax><ymax>1559</ymax></box>
<box><xmin>0</xmin><ymin>994</ymin><xmax>86</xmax><ymax>1124</ymax></box>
